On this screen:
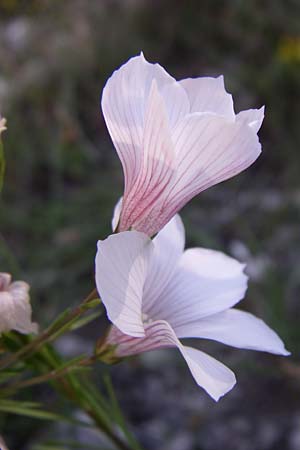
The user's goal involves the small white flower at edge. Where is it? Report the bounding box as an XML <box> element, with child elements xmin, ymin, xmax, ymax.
<box><xmin>0</xmin><ymin>273</ymin><xmax>38</xmax><ymax>334</ymax></box>
<box><xmin>101</xmin><ymin>53</ymin><xmax>264</xmax><ymax>237</ymax></box>
<box><xmin>95</xmin><ymin>215</ymin><xmax>289</xmax><ymax>402</ymax></box>
<box><xmin>0</xmin><ymin>117</ymin><xmax>7</xmax><ymax>135</ymax></box>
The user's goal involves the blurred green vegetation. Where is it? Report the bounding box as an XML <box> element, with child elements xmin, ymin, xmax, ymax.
<box><xmin>0</xmin><ymin>0</ymin><xmax>300</xmax><ymax>448</ymax></box>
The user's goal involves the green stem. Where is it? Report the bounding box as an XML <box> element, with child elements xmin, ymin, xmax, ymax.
<box><xmin>0</xmin><ymin>289</ymin><xmax>98</xmax><ymax>371</ymax></box>
<box><xmin>2</xmin><ymin>355</ymin><xmax>96</xmax><ymax>394</ymax></box>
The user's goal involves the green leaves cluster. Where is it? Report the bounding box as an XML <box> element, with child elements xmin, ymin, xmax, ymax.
<box><xmin>0</xmin><ymin>295</ymin><xmax>143</xmax><ymax>450</ymax></box>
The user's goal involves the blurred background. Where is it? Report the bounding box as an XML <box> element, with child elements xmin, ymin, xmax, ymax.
<box><xmin>0</xmin><ymin>0</ymin><xmax>300</xmax><ymax>449</ymax></box>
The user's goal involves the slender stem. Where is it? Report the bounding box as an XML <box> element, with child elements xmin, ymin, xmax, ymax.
<box><xmin>0</xmin><ymin>289</ymin><xmax>98</xmax><ymax>371</ymax></box>
<box><xmin>0</xmin><ymin>288</ymin><xmax>139</xmax><ymax>450</ymax></box>
<box><xmin>2</xmin><ymin>355</ymin><xmax>97</xmax><ymax>393</ymax></box>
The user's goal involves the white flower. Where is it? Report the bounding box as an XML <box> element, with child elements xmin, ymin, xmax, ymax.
<box><xmin>95</xmin><ymin>216</ymin><xmax>289</xmax><ymax>401</ymax></box>
<box><xmin>0</xmin><ymin>117</ymin><xmax>7</xmax><ymax>135</ymax></box>
<box><xmin>101</xmin><ymin>53</ymin><xmax>264</xmax><ymax>237</ymax></box>
<box><xmin>0</xmin><ymin>273</ymin><xmax>38</xmax><ymax>334</ymax></box>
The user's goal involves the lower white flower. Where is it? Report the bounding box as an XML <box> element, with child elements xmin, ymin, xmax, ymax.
<box><xmin>95</xmin><ymin>216</ymin><xmax>289</xmax><ymax>401</ymax></box>
<box><xmin>0</xmin><ymin>273</ymin><xmax>38</xmax><ymax>334</ymax></box>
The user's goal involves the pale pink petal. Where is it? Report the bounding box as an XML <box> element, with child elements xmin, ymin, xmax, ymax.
<box><xmin>95</xmin><ymin>231</ymin><xmax>153</xmax><ymax>337</ymax></box>
<box><xmin>148</xmin><ymin>248</ymin><xmax>248</xmax><ymax>328</ymax></box>
<box><xmin>117</xmin><ymin>79</ymin><xmax>175</xmax><ymax>235</ymax></box>
<box><xmin>143</xmin><ymin>215</ymin><xmax>185</xmax><ymax>312</ymax></box>
<box><xmin>0</xmin><ymin>273</ymin><xmax>11</xmax><ymax>291</ymax></box>
<box><xmin>181</xmin><ymin>346</ymin><xmax>236</xmax><ymax>401</ymax></box>
<box><xmin>175</xmin><ymin>309</ymin><xmax>290</xmax><ymax>356</ymax></box>
<box><xmin>0</xmin><ymin>292</ymin><xmax>20</xmax><ymax>332</ymax></box>
<box><xmin>159</xmin><ymin>113</ymin><xmax>261</xmax><ymax>225</ymax></box>
<box><xmin>111</xmin><ymin>197</ymin><xmax>123</xmax><ymax>232</ymax></box>
<box><xmin>160</xmin><ymin>81</ymin><xmax>190</xmax><ymax>128</ymax></box>
<box><xmin>101</xmin><ymin>53</ymin><xmax>174</xmax><ymax>195</ymax></box>
<box><xmin>180</xmin><ymin>76</ymin><xmax>235</xmax><ymax>119</ymax></box>
<box><xmin>8</xmin><ymin>282</ymin><xmax>38</xmax><ymax>334</ymax></box>
<box><xmin>0</xmin><ymin>280</ymin><xmax>38</xmax><ymax>334</ymax></box>
<box><xmin>107</xmin><ymin>320</ymin><xmax>236</xmax><ymax>401</ymax></box>
<box><xmin>0</xmin><ymin>117</ymin><xmax>7</xmax><ymax>135</ymax></box>
<box><xmin>236</xmin><ymin>106</ymin><xmax>265</xmax><ymax>133</ymax></box>
<box><xmin>102</xmin><ymin>55</ymin><xmax>263</xmax><ymax>237</ymax></box>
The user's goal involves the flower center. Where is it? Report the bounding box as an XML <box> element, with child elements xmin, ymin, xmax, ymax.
<box><xmin>142</xmin><ymin>313</ymin><xmax>153</xmax><ymax>325</ymax></box>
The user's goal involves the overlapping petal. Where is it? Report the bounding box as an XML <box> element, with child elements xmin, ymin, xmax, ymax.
<box><xmin>101</xmin><ymin>53</ymin><xmax>174</xmax><ymax>196</ymax></box>
<box><xmin>0</xmin><ymin>274</ymin><xmax>38</xmax><ymax>334</ymax></box>
<box><xmin>101</xmin><ymin>53</ymin><xmax>263</xmax><ymax>237</ymax></box>
<box><xmin>95</xmin><ymin>231</ymin><xmax>153</xmax><ymax>337</ymax></box>
<box><xmin>116</xmin><ymin>79</ymin><xmax>176</xmax><ymax>235</ymax></box>
<box><xmin>157</xmin><ymin>113</ymin><xmax>261</xmax><ymax>229</ymax></box>
<box><xmin>174</xmin><ymin>308</ymin><xmax>290</xmax><ymax>356</ymax></box>
<box><xmin>236</xmin><ymin>106</ymin><xmax>265</xmax><ymax>133</ymax></box>
<box><xmin>96</xmin><ymin>215</ymin><xmax>289</xmax><ymax>400</ymax></box>
<box><xmin>147</xmin><ymin>247</ymin><xmax>248</xmax><ymax>327</ymax></box>
<box><xmin>179</xmin><ymin>76</ymin><xmax>235</xmax><ymax>118</ymax></box>
<box><xmin>107</xmin><ymin>320</ymin><xmax>236</xmax><ymax>401</ymax></box>
<box><xmin>143</xmin><ymin>214</ymin><xmax>185</xmax><ymax>312</ymax></box>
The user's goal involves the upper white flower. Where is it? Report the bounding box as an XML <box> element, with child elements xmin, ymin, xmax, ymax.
<box><xmin>0</xmin><ymin>273</ymin><xmax>38</xmax><ymax>334</ymax></box>
<box><xmin>101</xmin><ymin>53</ymin><xmax>264</xmax><ymax>237</ymax></box>
<box><xmin>95</xmin><ymin>215</ymin><xmax>289</xmax><ymax>401</ymax></box>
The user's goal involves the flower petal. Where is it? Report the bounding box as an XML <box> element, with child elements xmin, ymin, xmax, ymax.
<box><xmin>161</xmin><ymin>113</ymin><xmax>262</xmax><ymax>221</ymax></box>
<box><xmin>0</xmin><ymin>292</ymin><xmax>20</xmax><ymax>332</ymax></box>
<box><xmin>117</xmin><ymin>79</ymin><xmax>176</xmax><ymax>235</ymax></box>
<box><xmin>236</xmin><ymin>106</ymin><xmax>265</xmax><ymax>133</ymax></box>
<box><xmin>8</xmin><ymin>282</ymin><xmax>38</xmax><ymax>334</ymax></box>
<box><xmin>107</xmin><ymin>319</ymin><xmax>236</xmax><ymax>401</ymax></box>
<box><xmin>0</xmin><ymin>273</ymin><xmax>11</xmax><ymax>291</ymax></box>
<box><xmin>0</xmin><ymin>117</ymin><xmax>7</xmax><ymax>135</ymax></box>
<box><xmin>175</xmin><ymin>308</ymin><xmax>290</xmax><ymax>356</ymax></box>
<box><xmin>181</xmin><ymin>345</ymin><xmax>236</xmax><ymax>401</ymax></box>
<box><xmin>180</xmin><ymin>76</ymin><xmax>235</xmax><ymax>119</ymax></box>
<box><xmin>143</xmin><ymin>214</ymin><xmax>185</xmax><ymax>312</ymax></box>
<box><xmin>95</xmin><ymin>231</ymin><xmax>153</xmax><ymax>337</ymax></box>
<box><xmin>148</xmin><ymin>248</ymin><xmax>248</xmax><ymax>327</ymax></box>
<box><xmin>101</xmin><ymin>53</ymin><xmax>174</xmax><ymax>196</ymax></box>
<box><xmin>111</xmin><ymin>197</ymin><xmax>123</xmax><ymax>232</ymax></box>
<box><xmin>159</xmin><ymin>81</ymin><xmax>190</xmax><ymax>128</ymax></box>
<box><xmin>0</xmin><ymin>281</ymin><xmax>38</xmax><ymax>334</ymax></box>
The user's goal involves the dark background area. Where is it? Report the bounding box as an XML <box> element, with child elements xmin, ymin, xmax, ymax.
<box><xmin>0</xmin><ymin>1</ymin><xmax>300</xmax><ymax>449</ymax></box>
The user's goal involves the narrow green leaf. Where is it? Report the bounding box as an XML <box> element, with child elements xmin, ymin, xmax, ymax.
<box><xmin>69</xmin><ymin>310</ymin><xmax>102</xmax><ymax>331</ymax></box>
<box><xmin>81</xmin><ymin>298</ymin><xmax>102</xmax><ymax>310</ymax></box>
<box><xmin>0</xmin><ymin>399</ymin><xmax>91</xmax><ymax>427</ymax></box>
<box><xmin>104</xmin><ymin>374</ymin><xmax>143</xmax><ymax>450</ymax></box>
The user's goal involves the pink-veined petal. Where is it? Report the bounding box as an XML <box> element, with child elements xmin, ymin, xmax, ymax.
<box><xmin>180</xmin><ymin>76</ymin><xmax>235</xmax><ymax>119</ymax></box>
<box><xmin>160</xmin><ymin>81</ymin><xmax>190</xmax><ymax>128</ymax></box>
<box><xmin>111</xmin><ymin>197</ymin><xmax>123</xmax><ymax>232</ymax></box>
<box><xmin>101</xmin><ymin>53</ymin><xmax>174</xmax><ymax>195</ymax></box>
<box><xmin>236</xmin><ymin>106</ymin><xmax>265</xmax><ymax>133</ymax></box>
<box><xmin>0</xmin><ymin>273</ymin><xmax>11</xmax><ymax>291</ymax></box>
<box><xmin>175</xmin><ymin>308</ymin><xmax>290</xmax><ymax>356</ymax></box>
<box><xmin>8</xmin><ymin>282</ymin><xmax>38</xmax><ymax>334</ymax></box>
<box><xmin>0</xmin><ymin>281</ymin><xmax>38</xmax><ymax>334</ymax></box>
<box><xmin>106</xmin><ymin>320</ymin><xmax>236</xmax><ymax>401</ymax></box>
<box><xmin>117</xmin><ymin>79</ymin><xmax>176</xmax><ymax>235</ymax></box>
<box><xmin>143</xmin><ymin>215</ymin><xmax>185</xmax><ymax>312</ymax></box>
<box><xmin>95</xmin><ymin>231</ymin><xmax>153</xmax><ymax>337</ymax></box>
<box><xmin>148</xmin><ymin>248</ymin><xmax>248</xmax><ymax>327</ymax></box>
<box><xmin>160</xmin><ymin>112</ymin><xmax>261</xmax><ymax>222</ymax></box>
<box><xmin>181</xmin><ymin>346</ymin><xmax>236</xmax><ymax>401</ymax></box>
